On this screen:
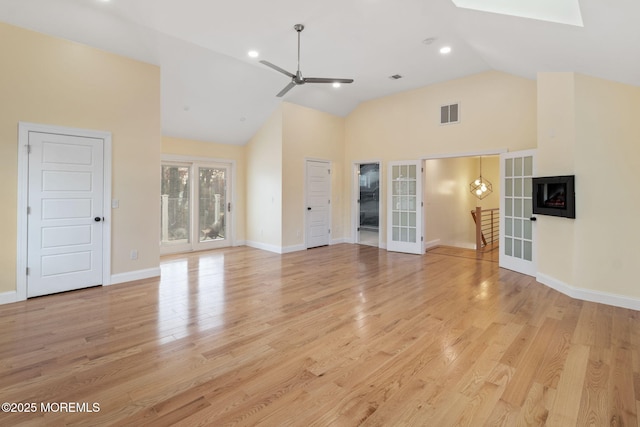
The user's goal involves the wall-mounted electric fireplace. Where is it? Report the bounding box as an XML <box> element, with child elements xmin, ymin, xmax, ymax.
<box><xmin>532</xmin><ymin>175</ymin><xmax>575</xmax><ymax>218</ymax></box>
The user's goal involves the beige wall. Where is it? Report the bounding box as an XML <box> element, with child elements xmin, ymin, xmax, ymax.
<box><xmin>245</xmin><ymin>106</ymin><xmax>283</xmax><ymax>248</ymax></box>
<box><xmin>345</xmin><ymin>70</ymin><xmax>536</xmax><ymax>245</ymax></box>
<box><xmin>538</xmin><ymin>72</ymin><xmax>640</xmax><ymax>298</ymax></box>
<box><xmin>573</xmin><ymin>75</ymin><xmax>640</xmax><ymax>297</ymax></box>
<box><xmin>536</xmin><ymin>73</ymin><xmax>577</xmax><ymax>285</ymax></box>
<box><xmin>162</xmin><ymin>136</ymin><xmax>246</xmax><ymax>243</ymax></box>
<box><xmin>0</xmin><ymin>23</ymin><xmax>161</xmax><ymax>294</ymax></box>
<box><xmin>424</xmin><ymin>156</ymin><xmax>500</xmax><ymax>248</ymax></box>
<box><xmin>282</xmin><ymin>102</ymin><xmax>345</xmax><ymax>248</ymax></box>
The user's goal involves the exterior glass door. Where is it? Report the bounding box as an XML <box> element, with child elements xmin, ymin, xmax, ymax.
<box><xmin>198</xmin><ymin>166</ymin><xmax>227</xmax><ymax>245</ymax></box>
<box><xmin>161</xmin><ymin>164</ymin><xmax>191</xmax><ymax>253</ymax></box>
<box><xmin>161</xmin><ymin>160</ymin><xmax>232</xmax><ymax>254</ymax></box>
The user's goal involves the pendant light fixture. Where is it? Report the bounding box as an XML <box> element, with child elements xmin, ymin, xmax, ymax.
<box><xmin>470</xmin><ymin>156</ymin><xmax>493</xmax><ymax>199</ymax></box>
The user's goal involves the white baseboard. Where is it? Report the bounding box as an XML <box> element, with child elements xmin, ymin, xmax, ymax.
<box><xmin>0</xmin><ymin>291</ymin><xmax>19</xmax><ymax>305</ymax></box>
<box><xmin>246</xmin><ymin>240</ymin><xmax>351</xmax><ymax>254</ymax></box>
<box><xmin>424</xmin><ymin>239</ymin><xmax>441</xmax><ymax>251</ymax></box>
<box><xmin>245</xmin><ymin>240</ymin><xmax>284</xmax><ymax>254</ymax></box>
<box><xmin>282</xmin><ymin>244</ymin><xmax>305</xmax><ymax>254</ymax></box>
<box><xmin>234</xmin><ymin>240</ymin><xmax>247</xmax><ymax>247</ymax></box>
<box><xmin>331</xmin><ymin>238</ymin><xmax>349</xmax><ymax>245</ymax></box>
<box><xmin>537</xmin><ymin>272</ymin><xmax>640</xmax><ymax>311</ymax></box>
<box><xmin>110</xmin><ymin>267</ymin><xmax>161</xmax><ymax>286</ymax></box>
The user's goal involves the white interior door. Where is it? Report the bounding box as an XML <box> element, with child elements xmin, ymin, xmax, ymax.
<box><xmin>387</xmin><ymin>161</ymin><xmax>423</xmax><ymax>254</ymax></box>
<box><xmin>27</xmin><ymin>132</ymin><xmax>104</xmax><ymax>297</ymax></box>
<box><xmin>306</xmin><ymin>160</ymin><xmax>331</xmax><ymax>248</ymax></box>
<box><xmin>500</xmin><ymin>149</ymin><xmax>537</xmax><ymax>276</ymax></box>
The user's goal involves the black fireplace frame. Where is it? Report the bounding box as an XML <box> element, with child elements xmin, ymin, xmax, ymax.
<box><xmin>532</xmin><ymin>175</ymin><xmax>576</xmax><ymax>219</ymax></box>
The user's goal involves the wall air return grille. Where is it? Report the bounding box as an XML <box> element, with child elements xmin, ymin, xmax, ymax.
<box><xmin>440</xmin><ymin>103</ymin><xmax>460</xmax><ymax>125</ymax></box>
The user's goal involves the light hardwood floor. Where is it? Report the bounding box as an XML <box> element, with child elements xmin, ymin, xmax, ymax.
<box><xmin>1</xmin><ymin>244</ymin><xmax>638</xmax><ymax>426</ymax></box>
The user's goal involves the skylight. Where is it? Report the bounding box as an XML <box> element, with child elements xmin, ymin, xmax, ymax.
<box><xmin>451</xmin><ymin>0</ymin><xmax>584</xmax><ymax>27</ymax></box>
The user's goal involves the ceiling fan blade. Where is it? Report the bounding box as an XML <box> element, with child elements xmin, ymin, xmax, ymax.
<box><xmin>304</xmin><ymin>77</ymin><xmax>354</xmax><ymax>84</ymax></box>
<box><xmin>276</xmin><ymin>82</ymin><xmax>296</xmax><ymax>97</ymax></box>
<box><xmin>260</xmin><ymin>60</ymin><xmax>295</xmax><ymax>79</ymax></box>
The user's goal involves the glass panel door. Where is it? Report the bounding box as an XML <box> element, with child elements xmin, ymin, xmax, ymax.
<box><xmin>387</xmin><ymin>160</ymin><xmax>422</xmax><ymax>254</ymax></box>
<box><xmin>195</xmin><ymin>165</ymin><xmax>230</xmax><ymax>251</ymax></box>
<box><xmin>358</xmin><ymin>163</ymin><xmax>380</xmax><ymax>247</ymax></box>
<box><xmin>161</xmin><ymin>159</ymin><xmax>232</xmax><ymax>254</ymax></box>
<box><xmin>160</xmin><ymin>164</ymin><xmax>191</xmax><ymax>253</ymax></box>
<box><xmin>500</xmin><ymin>149</ymin><xmax>536</xmax><ymax>276</ymax></box>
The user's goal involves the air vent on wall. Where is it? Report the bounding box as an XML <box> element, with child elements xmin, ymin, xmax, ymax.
<box><xmin>440</xmin><ymin>103</ymin><xmax>460</xmax><ymax>125</ymax></box>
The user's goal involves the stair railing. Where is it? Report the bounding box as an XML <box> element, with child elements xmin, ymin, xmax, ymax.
<box><xmin>470</xmin><ymin>207</ymin><xmax>499</xmax><ymax>252</ymax></box>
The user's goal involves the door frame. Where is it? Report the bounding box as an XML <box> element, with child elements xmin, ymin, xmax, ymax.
<box><xmin>422</xmin><ymin>149</ymin><xmax>507</xmax><ymax>253</ymax></box>
<box><xmin>304</xmin><ymin>158</ymin><xmax>332</xmax><ymax>249</ymax></box>
<box><xmin>351</xmin><ymin>160</ymin><xmax>382</xmax><ymax>246</ymax></box>
<box><xmin>17</xmin><ymin>122</ymin><xmax>112</xmax><ymax>301</ymax></box>
<box><xmin>160</xmin><ymin>154</ymin><xmax>237</xmax><ymax>255</ymax></box>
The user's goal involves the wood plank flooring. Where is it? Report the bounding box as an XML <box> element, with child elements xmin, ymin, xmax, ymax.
<box><xmin>1</xmin><ymin>244</ymin><xmax>638</xmax><ymax>426</ymax></box>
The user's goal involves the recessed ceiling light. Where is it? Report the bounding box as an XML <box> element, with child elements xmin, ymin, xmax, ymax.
<box><xmin>248</xmin><ymin>50</ymin><xmax>259</xmax><ymax>58</ymax></box>
<box><xmin>440</xmin><ymin>46</ymin><xmax>452</xmax><ymax>54</ymax></box>
<box><xmin>332</xmin><ymin>82</ymin><xmax>341</xmax><ymax>88</ymax></box>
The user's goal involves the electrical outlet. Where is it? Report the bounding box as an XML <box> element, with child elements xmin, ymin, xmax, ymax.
<box><xmin>130</xmin><ymin>250</ymin><xmax>138</xmax><ymax>260</ymax></box>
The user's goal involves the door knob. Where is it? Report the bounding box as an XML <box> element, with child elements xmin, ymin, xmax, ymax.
<box><xmin>94</xmin><ymin>217</ymin><xmax>103</xmax><ymax>222</ymax></box>
<box><xmin>529</xmin><ymin>216</ymin><xmax>537</xmax><ymax>221</ymax></box>
<box><xmin>307</xmin><ymin>207</ymin><xmax>312</xmax><ymax>211</ymax></box>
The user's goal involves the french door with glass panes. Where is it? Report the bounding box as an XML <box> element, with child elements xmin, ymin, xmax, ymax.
<box><xmin>161</xmin><ymin>160</ymin><xmax>232</xmax><ymax>254</ymax></box>
<box><xmin>387</xmin><ymin>160</ymin><xmax>423</xmax><ymax>254</ymax></box>
<box><xmin>500</xmin><ymin>150</ymin><xmax>536</xmax><ymax>276</ymax></box>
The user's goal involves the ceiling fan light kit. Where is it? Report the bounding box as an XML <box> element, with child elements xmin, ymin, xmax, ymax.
<box><xmin>260</xmin><ymin>24</ymin><xmax>354</xmax><ymax>97</ymax></box>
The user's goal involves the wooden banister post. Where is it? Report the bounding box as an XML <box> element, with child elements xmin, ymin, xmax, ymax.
<box><xmin>475</xmin><ymin>206</ymin><xmax>482</xmax><ymax>252</ymax></box>
<box><xmin>490</xmin><ymin>209</ymin><xmax>494</xmax><ymax>245</ymax></box>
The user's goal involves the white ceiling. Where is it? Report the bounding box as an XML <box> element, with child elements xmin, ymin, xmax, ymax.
<box><xmin>1</xmin><ymin>0</ymin><xmax>639</xmax><ymax>145</ymax></box>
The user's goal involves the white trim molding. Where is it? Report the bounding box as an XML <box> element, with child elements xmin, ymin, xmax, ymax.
<box><xmin>110</xmin><ymin>268</ymin><xmax>161</xmax><ymax>286</ymax></box>
<box><xmin>0</xmin><ymin>291</ymin><xmax>19</xmax><ymax>306</ymax></box>
<box><xmin>331</xmin><ymin>238</ymin><xmax>349</xmax><ymax>245</ymax></box>
<box><xmin>282</xmin><ymin>244</ymin><xmax>306</xmax><ymax>254</ymax></box>
<box><xmin>537</xmin><ymin>273</ymin><xmax>640</xmax><ymax>311</ymax></box>
<box><xmin>424</xmin><ymin>239</ymin><xmax>441</xmax><ymax>251</ymax></box>
<box><xmin>245</xmin><ymin>241</ymin><xmax>284</xmax><ymax>254</ymax></box>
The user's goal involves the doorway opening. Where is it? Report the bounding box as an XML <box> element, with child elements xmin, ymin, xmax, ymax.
<box><xmin>355</xmin><ymin>163</ymin><xmax>380</xmax><ymax>247</ymax></box>
<box><xmin>423</xmin><ymin>154</ymin><xmax>501</xmax><ymax>254</ymax></box>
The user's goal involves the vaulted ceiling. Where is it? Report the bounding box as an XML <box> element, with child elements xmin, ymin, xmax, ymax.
<box><xmin>1</xmin><ymin>0</ymin><xmax>639</xmax><ymax>145</ymax></box>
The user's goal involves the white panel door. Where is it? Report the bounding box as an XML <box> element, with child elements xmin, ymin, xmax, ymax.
<box><xmin>500</xmin><ymin>149</ymin><xmax>537</xmax><ymax>276</ymax></box>
<box><xmin>28</xmin><ymin>132</ymin><xmax>104</xmax><ymax>297</ymax></box>
<box><xmin>306</xmin><ymin>160</ymin><xmax>331</xmax><ymax>248</ymax></box>
<box><xmin>387</xmin><ymin>161</ymin><xmax>423</xmax><ymax>254</ymax></box>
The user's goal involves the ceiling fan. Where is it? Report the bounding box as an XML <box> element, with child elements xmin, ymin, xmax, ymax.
<box><xmin>260</xmin><ymin>24</ymin><xmax>354</xmax><ymax>97</ymax></box>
